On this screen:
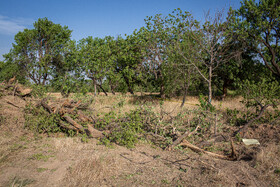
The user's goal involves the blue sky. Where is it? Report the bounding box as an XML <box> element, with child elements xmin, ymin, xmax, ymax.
<box><xmin>0</xmin><ymin>0</ymin><xmax>242</xmax><ymax>60</ymax></box>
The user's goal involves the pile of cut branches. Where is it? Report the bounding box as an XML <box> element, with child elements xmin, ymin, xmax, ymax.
<box><xmin>34</xmin><ymin>97</ymin><xmax>104</xmax><ymax>138</ymax></box>
<box><xmin>0</xmin><ymin>76</ymin><xmax>32</xmax><ymax>97</ymax></box>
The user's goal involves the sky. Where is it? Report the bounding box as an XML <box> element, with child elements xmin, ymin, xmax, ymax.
<box><xmin>0</xmin><ymin>0</ymin><xmax>242</xmax><ymax>60</ymax></box>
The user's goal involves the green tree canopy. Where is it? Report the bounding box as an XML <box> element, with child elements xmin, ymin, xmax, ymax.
<box><xmin>4</xmin><ymin>18</ymin><xmax>72</xmax><ymax>85</ymax></box>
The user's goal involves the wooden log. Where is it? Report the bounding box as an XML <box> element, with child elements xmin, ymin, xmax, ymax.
<box><xmin>40</xmin><ymin>99</ymin><xmax>53</xmax><ymax>113</ymax></box>
<box><xmin>40</xmin><ymin>98</ymin><xmax>103</xmax><ymax>138</ymax></box>
<box><xmin>58</xmin><ymin>121</ymin><xmax>78</xmax><ymax>131</ymax></box>
<box><xmin>77</xmin><ymin>110</ymin><xmax>92</xmax><ymax>122</ymax></box>
<box><xmin>180</xmin><ymin>139</ymin><xmax>236</xmax><ymax>161</ymax></box>
<box><xmin>63</xmin><ymin>114</ymin><xmax>85</xmax><ymax>132</ymax></box>
<box><xmin>86</xmin><ymin>124</ymin><xmax>104</xmax><ymax>138</ymax></box>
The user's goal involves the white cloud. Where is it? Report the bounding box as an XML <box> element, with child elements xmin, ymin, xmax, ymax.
<box><xmin>0</xmin><ymin>15</ymin><xmax>33</xmax><ymax>35</ymax></box>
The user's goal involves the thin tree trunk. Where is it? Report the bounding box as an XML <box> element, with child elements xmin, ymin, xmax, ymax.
<box><xmin>160</xmin><ymin>83</ymin><xmax>165</xmax><ymax>99</ymax></box>
<box><xmin>109</xmin><ymin>80</ymin><xmax>116</xmax><ymax>95</ymax></box>
<box><xmin>181</xmin><ymin>69</ymin><xmax>191</xmax><ymax>108</ymax></box>
<box><xmin>124</xmin><ymin>76</ymin><xmax>134</xmax><ymax>95</ymax></box>
<box><xmin>111</xmin><ymin>86</ymin><xmax>116</xmax><ymax>95</ymax></box>
<box><xmin>222</xmin><ymin>80</ymin><xmax>228</xmax><ymax>101</ymax></box>
<box><xmin>94</xmin><ymin>79</ymin><xmax>97</xmax><ymax>96</ymax></box>
<box><xmin>98</xmin><ymin>84</ymin><xmax>108</xmax><ymax>96</ymax></box>
<box><xmin>208</xmin><ymin>66</ymin><xmax>212</xmax><ymax>104</ymax></box>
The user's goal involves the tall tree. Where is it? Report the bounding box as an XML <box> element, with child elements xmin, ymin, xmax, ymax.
<box><xmin>4</xmin><ymin>18</ymin><xmax>72</xmax><ymax>85</ymax></box>
<box><xmin>175</xmin><ymin>9</ymin><xmax>239</xmax><ymax>103</ymax></box>
<box><xmin>231</xmin><ymin>0</ymin><xmax>280</xmax><ymax>79</ymax></box>
<box><xmin>78</xmin><ymin>36</ymin><xmax>114</xmax><ymax>96</ymax></box>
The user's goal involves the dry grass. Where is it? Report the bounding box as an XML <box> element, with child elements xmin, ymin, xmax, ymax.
<box><xmin>63</xmin><ymin>156</ymin><xmax>117</xmax><ymax>187</ymax></box>
<box><xmin>256</xmin><ymin>143</ymin><xmax>280</xmax><ymax>184</ymax></box>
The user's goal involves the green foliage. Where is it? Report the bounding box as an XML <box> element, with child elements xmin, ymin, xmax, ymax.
<box><xmin>239</xmin><ymin>78</ymin><xmax>280</xmax><ymax>123</ymax></box>
<box><xmin>241</xmin><ymin>79</ymin><xmax>280</xmax><ymax>108</ymax></box>
<box><xmin>198</xmin><ymin>94</ymin><xmax>216</xmax><ymax>112</ymax></box>
<box><xmin>80</xmin><ymin>134</ymin><xmax>89</xmax><ymax>143</ymax></box>
<box><xmin>28</xmin><ymin>84</ymin><xmax>48</xmax><ymax>98</ymax></box>
<box><xmin>0</xmin><ymin>60</ymin><xmax>26</xmax><ymax>83</ymax></box>
<box><xmin>226</xmin><ymin>108</ymin><xmax>246</xmax><ymax>126</ymax></box>
<box><xmin>230</xmin><ymin>0</ymin><xmax>280</xmax><ymax>78</ymax></box>
<box><xmin>4</xmin><ymin>17</ymin><xmax>72</xmax><ymax>85</ymax></box>
<box><xmin>24</xmin><ymin>104</ymin><xmax>61</xmax><ymax>135</ymax></box>
<box><xmin>98</xmin><ymin>109</ymin><xmax>145</xmax><ymax>148</ymax></box>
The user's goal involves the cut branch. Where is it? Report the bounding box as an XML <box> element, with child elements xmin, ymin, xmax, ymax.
<box><xmin>180</xmin><ymin>139</ymin><xmax>236</xmax><ymax>161</ymax></box>
<box><xmin>165</xmin><ymin>125</ymin><xmax>199</xmax><ymax>151</ymax></box>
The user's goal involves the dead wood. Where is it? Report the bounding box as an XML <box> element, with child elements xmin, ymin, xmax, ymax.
<box><xmin>180</xmin><ymin>139</ymin><xmax>236</xmax><ymax>161</ymax></box>
<box><xmin>40</xmin><ymin>98</ymin><xmax>53</xmax><ymax>113</ymax></box>
<box><xmin>5</xmin><ymin>100</ymin><xmax>21</xmax><ymax>108</ymax></box>
<box><xmin>4</xmin><ymin>83</ymin><xmax>32</xmax><ymax>97</ymax></box>
<box><xmin>77</xmin><ymin>110</ymin><xmax>92</xmax><ymax>122</ymax></box>
<box><xmin>58</xmin><ymin>121</ymin><xmax>78</xmax><ymax>131</ymax></box>
<box><xmin>62</xmin><ymin>114</ymin><xmax>85</xmax><ymax>132</ymax></box>
<box><xmin>237</xmin><ymin>103</ymin><xmax>274</xmax><ymax>135</ymax></box>
<box><xmin>165</xmin><ymin>125</ymin><xmax>199</xmax><ymax>151</ymax></box>
<box><xmin>8</xmin><ymin>76</ymin><xmax>16</xmax><ymax>84</ymax></box>
<box><xmin>230</xmin><ymin>139</ymin><xmax>238</xmax><ymax>159</ymax></box>
<box><xmin>38</xmin><ymin>97</ymin><xmax>104</xmax><ymax>138</ymax></box>
<box><xmin>86</xmin><ymin>124</ymin><xmax>104</xmax><ymax>138</ymax></box>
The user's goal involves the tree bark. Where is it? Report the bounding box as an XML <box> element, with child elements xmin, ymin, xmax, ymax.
<box><xmin>98</xmin><ymin>84</ymin><xmax>108</xmax><ymax>96</ymax></box>
<box><xmin>181</xmin><ymin>69</ymin><xmax>191</xmax><ymax>107</ymax></box>
<box><xmin>222</xmin><ymin>80</ymin><xmax>228</xmax><ymax>101</ymax></box>
<box><xmin>208</xmin><ymin>66</ymin><xmax>212</xmax><ymax>104</ymax></box>
<box><xmin>238</xmin><ymin>104</ymin><xmax>273</xmax><ymax>134</ymax></box>
<box><xmin>160</xmin><ymin>83</ymin><xmax>165</xmax><ymax>99</ymax></box>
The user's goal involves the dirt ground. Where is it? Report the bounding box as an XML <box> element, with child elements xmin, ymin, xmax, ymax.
<box><xmin>0</xmin><ymin>94</ymin><xmax>279</xmax><ymax>187</ymax></box>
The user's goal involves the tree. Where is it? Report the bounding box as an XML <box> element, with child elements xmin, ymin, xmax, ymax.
<box><xmin>4</xmin><ymin>18</ymin><xmax>72</xmax><ymax>85</ymax></box>
<box><xmin>140</xmin><ymin>14</ymin><xmax>174</xmax><ymax>98</ymax></box>
<box><xmin>112</xmin><ymin>34</ymin><xmax>144</xmax><ymax>95</ymax></box>
<box><xmin>231</xmin><ymin>0</ymin><xmax>280</xmax><ymax>79</ymax></box>
<box><xmin>175</xmin><ymin>9</ymin><xmax>239</xmax><ymax>104</ymax></box>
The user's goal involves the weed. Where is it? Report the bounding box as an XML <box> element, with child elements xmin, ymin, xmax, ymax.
<box><xmin>28</xmin><ymin>153</ymin><xmax>53</xmax><ymax>162</ymax></box>
<box><xmin>0</xmin><ymin>115</ymin><xmax>5</xmax><ymax>125</ymax></box>
<box><xmin>235</xmin><ymin>132</ymin><xmax>242</xmax><ymax>142</ymax></box>
<box><xmin>37</xmin><ymin>168</ymin><xmax>48</xmax><ymax>172</ymax></box>
<box><xmin>8</xmin><ymin>176</ymin><xmax>34</xmax><ymax>187</ymax></box>
<box><xmin>161</xmin><ymin>179</ymin><xmax>170</xmax><ymax>184</ymax></box>
<box><xmin>274</xmin><ymin>169</ymin><xmax>280</xmax><ymax>174</ymax></box>
<box><xmin>81</xmin><ymin>134</ymin><xmax>89</xmax><ymax>143</ymax></box>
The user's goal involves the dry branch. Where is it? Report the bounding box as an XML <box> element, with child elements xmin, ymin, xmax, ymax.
<box><xmin>165</xmin><ymin>125</ymin><xmax>199</xmax><ymax>151</ymax></box>
<box><xmin>5</xmin><ymin>100</ymin><xmax>21</xmax><ymax>108</ymax></box>
<box><xmin>180</xmin><ymin>139</ymin><xmax>236</xmax><ymax>161</ymax></box>
<box><xmin>63</xmin><ymin>114</ymin><xmax>85</xmax><ymax>132</ymax></box>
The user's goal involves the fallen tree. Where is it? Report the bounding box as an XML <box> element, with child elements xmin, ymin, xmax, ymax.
<box><xmin>38</xmin><ymin>98</ymin><xmax>104</xmax><ymax>138</ymax></box>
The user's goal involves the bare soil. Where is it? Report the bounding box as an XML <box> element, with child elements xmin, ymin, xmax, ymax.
<box><xmin>0</xmin><ymin>94</ymin><xmax>279</xmax><ymax>187</ymax></box>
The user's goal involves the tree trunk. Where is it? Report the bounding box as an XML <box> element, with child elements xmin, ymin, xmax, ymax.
<box><xmin>208</xmin><ymin>66</ymin><xmax>212</xmax><ymax>104</ymax></box>
<box><xmin>94</xmin><ymin>79</ymin><xmax>97</xmax><ymax>96</ymax></box>
<box><xmin>160</xmin><ymin>83</ymin><xmax>165</xmax><ymax>99</ymax></box>
<box><xmin>111</xmin><ymin>86</ymin><xmax>116</xmax><ymax>95</ymax></box>
<box><xmin>98</xmin><ymin>84</ymin><xmax>108</xmax><ymax>96</ymax></box>
<box><xmin>109</xmin><ymin>80</ymin><xmax>116</xmax><ymax>95</ymax></box>
<box><xmin>181</xmin><ymin>69</ymin><xmax>191</xmax><ymax>108</ymax></box>
<box><xmin>90</xmin><ymin>77</ymin><xmax>97</xmax><ymax>96</ymax></box>
<box><xmin>222</xmin><ymin>80</ymin><xmax>228</xmax><ymax>101</ymax></box>
<box><xmin>124</xmin><ymin>76</ymin><xmax>134</xmax><ymax>95</ymax></box>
